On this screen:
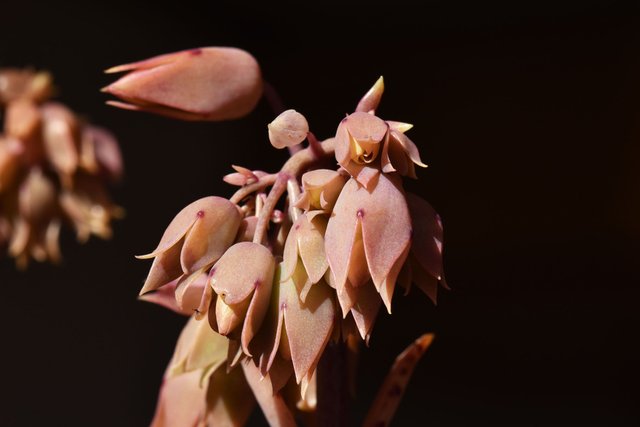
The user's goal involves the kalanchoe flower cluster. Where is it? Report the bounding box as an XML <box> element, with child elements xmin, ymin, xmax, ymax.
<box><xmin>109</xmin><ymin>47</ymin><xmax>445</xmax><ymax>426</ymax></box>
<box><xmin>0</xmin><ymin>69</ymin><xmax>123</xmax><ymax>268</ymax></box>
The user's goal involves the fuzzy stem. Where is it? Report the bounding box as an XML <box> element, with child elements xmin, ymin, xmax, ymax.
<box><xmin>251</xmin><ymin>138</ymin><xmax>337</xmax><ymax>245</ymax></box>
<box><xmin>230</xmin><ymin>174</ymin><xmax>277</xmax><ymax>204</ymax></box>
<box><xmin>287</xmin><ymin>178</ymin><xmax>302</xmax><ymax>222</ymax></box>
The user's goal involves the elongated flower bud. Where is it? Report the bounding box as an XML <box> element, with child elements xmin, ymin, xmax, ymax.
<box><xmin>103</xmin><ymin>47</ymin><xmax>263</xmax><ymax>121</ymax></box>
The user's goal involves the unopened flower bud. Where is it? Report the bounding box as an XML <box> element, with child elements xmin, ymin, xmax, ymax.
<box><xmin>103</xmin><ymin>47</ymin><xmax>263</xmax><ymax>121</ymax></box>
<box><xmin>268</xmin><ymin>109</ymin><xmax>309</xmax><ymax>149</ymax></box>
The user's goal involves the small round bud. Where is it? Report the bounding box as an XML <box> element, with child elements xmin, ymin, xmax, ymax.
<box><xmin>268</xmin><ymin>109</ymin><xmax>309</xmax><ymax>149</ymax></box>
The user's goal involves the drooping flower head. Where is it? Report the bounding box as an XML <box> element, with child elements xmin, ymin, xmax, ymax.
<box><xmin>129</xmin><ymin>69</ymin><xmax>447</xmax><ymax>426</ymax></box>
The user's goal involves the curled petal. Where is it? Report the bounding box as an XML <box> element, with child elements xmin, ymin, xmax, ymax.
<box><xmin>390</xmin><ymin>129</ymin><xmax>427</xmax><ymax>168</ymax></box>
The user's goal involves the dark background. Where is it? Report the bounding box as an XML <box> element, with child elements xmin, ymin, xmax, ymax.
<box><xmin>1</xmin><ymin>1</ymin><xmax>639</xmax><ymax>425</ymax></box>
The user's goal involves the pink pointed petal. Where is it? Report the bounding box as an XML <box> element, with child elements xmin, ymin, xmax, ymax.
<box><xmin>406</xmin><ymin>192</ymin><xmax>443</xmax><ymax>280</ymax></box>
<box><xmin>139</xmin><ymin>239</ymin><xmax>183</xmax><ymax>295</ymax></box>
<box><xmin>138</xmin><ymin>281</ymin><xmax>192</xmax><ymax>316</ymax></box>
<box><xmin>356</xmin><ymin>76</ymin><xmax>384</xmax><ymax>113</ymax></box>
<box><xmin>411</xmin><ymin>258</ymin><xmax>438</xmax><ymax>305</ymax></box>
<box><xmin>363</xmin><ymin>334</ymin><xmax>435</xmax><ymax>427</ymax></box>
<box><xmin>281</xmin><ymin>220</ymin><xmax>300</xmax><ymax>281</ymax></box>
<box><xmin>361</xmin><ymin>173</ymin><xmax>411</xmax><ymax>290</ymax></box>
<box><xmin>324</xmin><ymin>178</ymin><xmax>361</xmax><ymax>292</ymax></box>
<box><xmin>337</xmin><ymin>279</ymin><xmax>359</xmax><ymax>318</ymax></box>
<box><xmin>211</xmin><ymin>242</ymin><xmax>275</xmax><ymax>305</ymax></box>
<box><xmin>380</xmin><ymin>132</ymin><xmax>396</xmax><ymax>174</ymax></box>
<box><xmin>347</xmin><ymin>225</ymin><xmax>370</xmax><ymax>288</ymax></box>
<box><xmin>282</xmin><ymin>280</ymin><xmax>335</xmax><ymax>383</ymax></box>
<box><xmin>350</xmin><ymin>282</ymin><xmax>382</xmax><ymax>344</ymax></box>
<box><xmin>334</xmin><ymin>119</ymin><xmax>351</xmax><ymax>167</ymax></box>
<box><xmin>297</xmin><ymin>370</ymin><xmax>317</xmax><ymax>411</ymax></box>
<box><xmin>242</xmin><ymin>360</ymin><xmax>297</xmax><ymax>427</ymax></box>
<box><xmin>205</xmin><ymin>363</ymin><xmax>256</xmax><ymax>427</ymax></box>
<box><xmin>227</xmin><ymin>339</ymin><xmax>244</xmax><ymax>370</ymax></box>
<box><xmin>241</xmin><ymin>268</ymin><xmax>275</xmax><ymax>356</ymax></box>
<box><xmin>386</xmin><ymin>121</ymin><xmax>413</xmax><ymax>133</ymax></box>
<box><xmin>180</xmin><ymin>197</ymin><xmax>242</xmax><ymax>273</ymax></box>
<box><xmin>391</xmin><ymin>130</ymin><xmax>427</xmax><ymax>168</ymax></box>
<box><xmin>175</xmin><ymin>269</ymin><xmax>208</xmax><ymax>313</ymax></box>
<box><xmin>268</xmin><ymin>355</ymin><xmax>294</xmax><ymax>394</ymax></box>
<box><xmin>378</xmin><ymin>247</ymin><xmax>409</xmax><ymax>314</ymax></box>
<box><xmin>138</xmin><ymin>196</ymin><xmax>223</xmax><ymax>259</ymax></box>
<box><xmin>150</xmin><ymin>370</ymin><xmax>205</xmax><ymax>427</ymax></box>
<box><xmin>387</xmin><ymin>137</ymin><xmax>410</xmax><ymax>176</ymax></box>
<box><xmin>105</xmin><ymin>50</ymin><xmax>183</xmax><ymax>73</ymax></box>
<box><xmin>286</xmin><ymin>259</ymin><xmax>312</xmax><ymax>303</ymax></box>
<box><xmin>296</xmin><ymin>216</ymin><xmax>328</xmax><ymax>284</ymax></box>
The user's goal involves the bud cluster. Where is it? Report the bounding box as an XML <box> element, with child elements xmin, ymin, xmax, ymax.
<box><xmin>0</xmin><ymin>69</ymin><xmax>123</xmax><ymax>268</ymax></box>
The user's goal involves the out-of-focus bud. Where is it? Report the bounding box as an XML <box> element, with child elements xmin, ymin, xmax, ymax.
<box><xmin>0</xmin><ymin>69</ymin><xmax>53</xmax><ymax>104</ymax></box>
<box><xmin>103</xmin><ymin>47</ymin><xmax>263</xmax><ymax>121</ymax></box>
<box><xmin>40</xmin><ymin>102</ymin><xmax>80</xmax><ymax>181</ymax></box>
<box><xmin>209</xmin><ymin>242</ymin><xmax>275</xmax><ymax>355</ymax></box>
<box><xmin>0</xmin><ymin>137</ymin><xmax>23</xmax><ymax>192</ymax></box>
<box><xmin>268</xmin><ymin>109</ymin><xmax>309</xmax><ymax>149</ymax></box>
